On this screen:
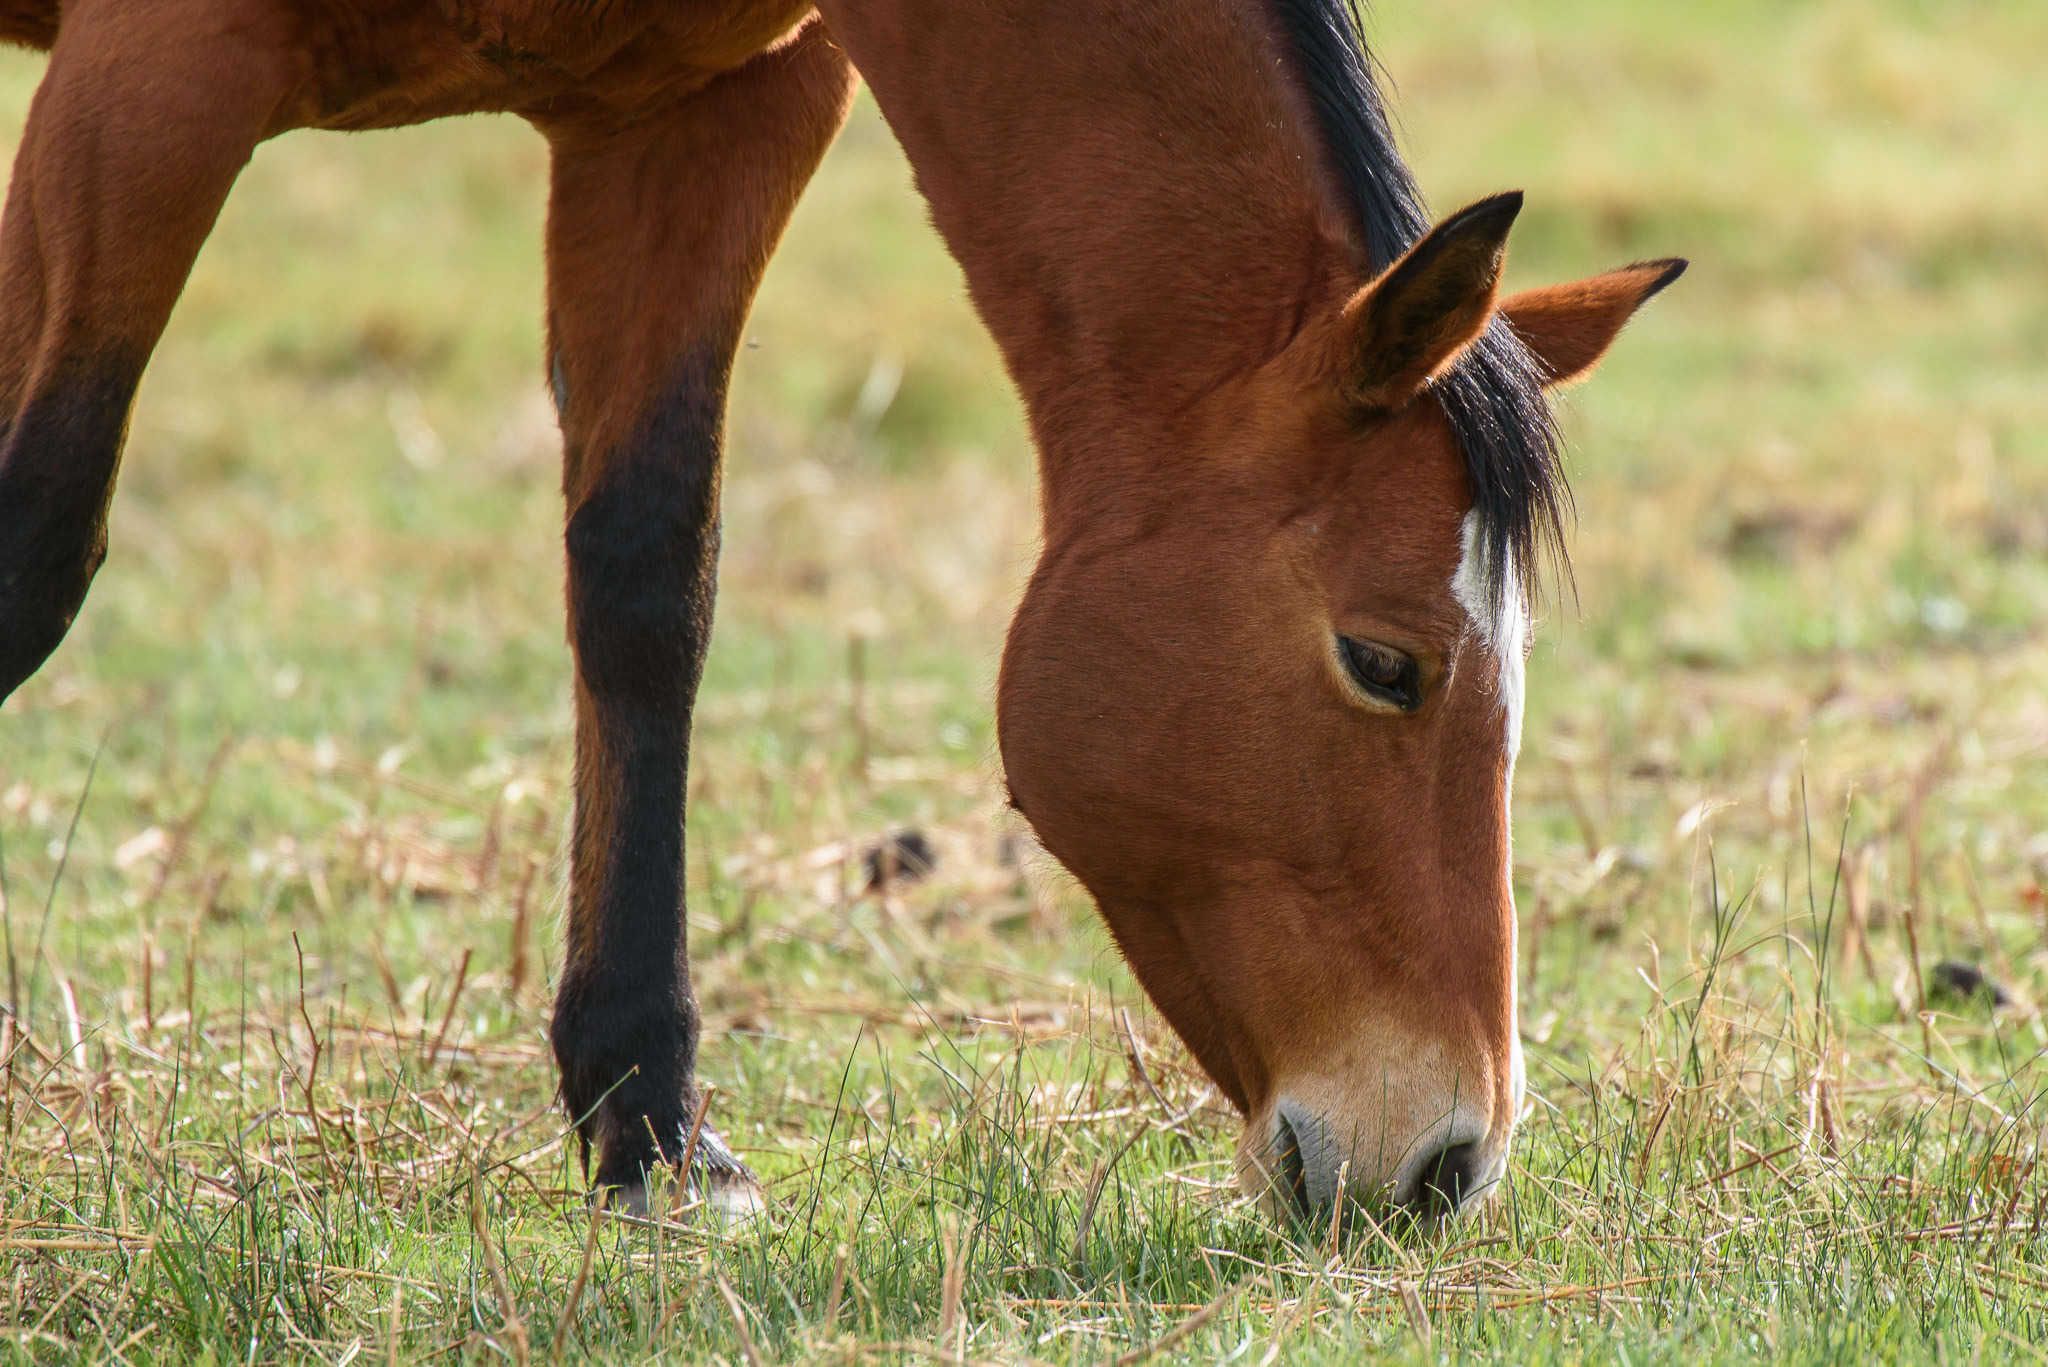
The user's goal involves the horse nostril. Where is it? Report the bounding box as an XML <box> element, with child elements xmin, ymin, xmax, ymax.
<box><xmin>1274</xmin><ymin>1112</ymin><xmax>1312</xmax><ymax>1220</ymax></box>
<box><xmin>1414</xmin><ymin>1140</ymin><xmax>1482</xmax><ymax>1216</ymax></box>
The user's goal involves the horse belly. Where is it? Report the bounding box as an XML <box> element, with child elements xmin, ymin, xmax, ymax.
<box><xmin>634</xmin><ymin>0</ymin><xmax>823</xmax><ymax>75</ymax></box>
<box><xmin>292</xmin><ymin>0</ymin><xmax>820</xmax><ymax>131</ymax></box>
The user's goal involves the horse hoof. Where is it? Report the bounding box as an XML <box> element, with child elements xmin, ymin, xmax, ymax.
<box><xmin>690</xmin><ymin>1124</ymin><xmax>768</xmax><ymax>1225</ymax></box>
<box><xmin>595</xmin><ymin>1122</ymin><xmax>767</xmax><ymax>1224</ymax></box>
<box><xmin>603</xmin><ymin>1182</ymin><xmax>653</xmax><ymax>1219</ymax></box>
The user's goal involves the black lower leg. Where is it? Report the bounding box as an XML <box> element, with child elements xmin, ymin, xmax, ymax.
<box><xmin>0</xmin><ymin>355</ymin><xmax>143</xmax><ymax>699</ymax></box>
<box><xmin>550</xmin><ymin>349</ymin><xmax>732</xmax><ymax>1197</ymax></box>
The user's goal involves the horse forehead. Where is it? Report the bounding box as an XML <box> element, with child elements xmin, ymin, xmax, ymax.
<box><xmin>1282</xmin><ymin>395</ymin><xmax>1469</xmax><ymax>507</ymax></box>
<box><xmin>1303</xmin><ymin>451</ymin><xmax>1472</xmax><ymax>589</ymax></box>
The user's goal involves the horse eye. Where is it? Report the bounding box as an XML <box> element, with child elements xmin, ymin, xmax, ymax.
<box><xmin>1338</xmin><ymin>636</ymin><xmax>1422</xmax><ymax>712</ymax></box>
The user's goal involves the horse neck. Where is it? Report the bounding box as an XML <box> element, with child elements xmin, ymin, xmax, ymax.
<box><xmin>814</xmin><ymin>0</ymin><xmax>1359</xmax><ymax>513</ymax></box>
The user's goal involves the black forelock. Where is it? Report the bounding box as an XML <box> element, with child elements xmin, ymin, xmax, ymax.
<box><xmin>1271</xmin><ymin>0</ymin><xmax>1570</xmax><ymax>616</ymax></box>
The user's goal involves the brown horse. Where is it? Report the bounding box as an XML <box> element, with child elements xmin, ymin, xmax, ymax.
<box><xmin>0</xmin><ymin>0</ymin><xmax>1680</xmax><ymax>1221</ymax></box>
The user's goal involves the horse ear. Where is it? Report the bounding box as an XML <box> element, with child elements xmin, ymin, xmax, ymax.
<box><xmin>1339</xmin><ymin>191</ymin><xmax>1522</xmax><ymax>410</ymax></box>
<box><xmin>1500</xmin><ymin>259</ymin><xmax>1687</xmax><ymax>388</ymax></box>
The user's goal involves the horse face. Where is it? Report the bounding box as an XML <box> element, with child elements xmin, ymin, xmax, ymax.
<box><xmin>1001</xmin><ymin>394</ymin><xmax>1523</xmax><ymax>1219</ymax></box>
<box><xmin>998</xmin><ymin>197</ymin><xmax>1683</xmax><ymax>1221</ymax></box>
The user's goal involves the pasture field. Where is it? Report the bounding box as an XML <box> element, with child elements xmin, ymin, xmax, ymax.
<box><xmin>4</xmin><ymin>1</ymin><xmax>2048</xmax><ymax>1361</ymax></box>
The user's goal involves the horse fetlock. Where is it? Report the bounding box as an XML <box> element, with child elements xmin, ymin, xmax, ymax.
<box><xmin>550</xmin><ymin>984</ymin><xmax>702</xmax><ymax>1178</ymax></box>
<box><xmin>597</xmin><ymin>1122</ymin><xmax>764</xmax><ymax>1223</ymax></box>
<box><xmin>551</xmin><ymin>987</ymin><xmax>762</xmax><ymax>1217</ymax></box>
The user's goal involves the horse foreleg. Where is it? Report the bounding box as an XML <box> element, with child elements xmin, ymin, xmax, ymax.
<box><xmin>534</xmin><ymin>20</ymin><xmax>856</xmax><ymax>1214</ymax></box>
<box><xmin>0</xmin><ymin>1</ymin><xmax>297</xmax><ymax>698</ymax></box>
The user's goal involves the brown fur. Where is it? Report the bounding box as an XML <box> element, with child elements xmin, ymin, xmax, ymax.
<box><xmin>0</xmin><ymin>1</ymin><xmax>56</xmax><ymax>51</ymax></box>
<box><xmin>0</xmin><ymin>0</ymin><xmax>1678</xmax><ymax>1212</ymax></box>
<box><xmin>1502</xmin><ymin>259</ymin><xmax>1688</xmax><ymax>386</ymax></box>
<box><xmin>1340</xmin><ymin>191</ymin><xmax>1523</xmax><ymax>409</ymax></box>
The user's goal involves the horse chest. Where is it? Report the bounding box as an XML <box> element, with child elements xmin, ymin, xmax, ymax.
<box><xmin>287</xmin><ymin>0</ymin><xmax>817</xmax><ymax>131</ymax></box>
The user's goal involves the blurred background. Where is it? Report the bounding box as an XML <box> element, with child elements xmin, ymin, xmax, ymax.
<box><xmin>2</xmin><ymin>0</ymin><xmax>2046</xmax><ymax>1355</ymax></box>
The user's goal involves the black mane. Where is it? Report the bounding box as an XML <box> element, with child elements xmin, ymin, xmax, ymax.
<box><xmin>1273</xmin><ymin>0</ymin><xmax>1569</xmax><ymax>615</ymax></box>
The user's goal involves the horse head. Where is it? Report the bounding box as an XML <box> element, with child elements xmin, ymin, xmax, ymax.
<box><xmin>1000</xmin><ymin>193</ymin><xmax>1682</xmax><ymax>1219</ymax></box>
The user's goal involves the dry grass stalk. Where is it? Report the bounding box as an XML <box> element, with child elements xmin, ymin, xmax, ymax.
<box><xmin>507</xmin><ymin>853</ymin><xmax>541</xmax><ymax>999</ymax></box>
<box><xmin>824</xmin><ymin>1240</ymin><xmax>851</xmax><ymax>1333</ymax></box>
<box><xmin>715</xmin><ymin>1270</ymin><xmax>768</xmax><ymax>1367</ymax></box>
<box><xmin>1323</xmin><ymin>1159</ymin><xmax>1350</xmax><ymax>1260</ymax></box>
<box><xmin>137</xmin><ymin>734</ymin><xmax>235</xmax><ymax>926</ymax></box>
<box><xmin>52</xmin><ymin>968</ymin><xmax>82</xmax><ymax>1072</ymax></box>
<box><xmin>386</xmin><ymin>1281</ymin><xmax>405</xmax><ymax>1367</ymax></box>
<box><xmin>936</xmin><ymin>1215</ymin><xmax>966</xmax><ymax>1350</ymax></box>
<box><xmin>1108</xmin><ymin>1273</ymin><xmax>1262</xmax><ymax>1367</ymax></box>
<box><xmin>291</xmin><ymin>932</ymin><xmax>341</xmax><ymax>1191</ymax></box>
<box><xmin>1397</xmin><ymin>1279</ymin><xmax>1432</xmax><ymax>1349</ymax></box>
<box><xmin>678</xmin><ymin>1083</ymin><xmax>714</xmax><ymax>1208</ymax></box>
<box><xmin>1840</xmin><ymin>844</ymin><xmax>1879</xmax><ymax>985</ymax></box>
<box><xmin>552</xmin><ymin>1187</ymin><xmax>608</xmax><ymax>1363</ymax></box>
<box><xmin>422</xmin><ymin>946</ymin><xmax>473</xmax><ymax>1072</ymax></box>
<box><xmin>471</xmin><ymin>1175</ymin><xmax>531</xmax><ymax>1367</ymax></box>
<box><xmin>1898</xmin><ymin>902</ymin><xmax>1934</xmax><ymax>1077</ymax></box>
<box><xmin>1071</xmin><ymin>1123</ymin><xmax>1145</xmax><ymax>1264</ymax></box>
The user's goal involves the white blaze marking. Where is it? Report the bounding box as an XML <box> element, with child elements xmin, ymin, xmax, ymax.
<box><xmin>1451</xmin><ymin>510</ymin><xmax>1527</xmax><ymax>769</ymax></box>
<box><xmin>1455</xmin><ymin>509</ymin><xmax>1530</xmax><ymax>1149</ymax></box>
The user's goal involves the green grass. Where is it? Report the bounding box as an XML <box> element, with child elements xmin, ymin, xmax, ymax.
<box><xmin>5</xmin><ymin>1</ymin><xmax>2048</xmax><ymax>1360</ymax></box>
